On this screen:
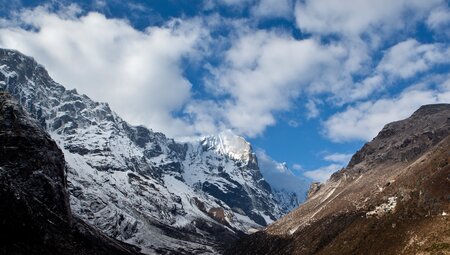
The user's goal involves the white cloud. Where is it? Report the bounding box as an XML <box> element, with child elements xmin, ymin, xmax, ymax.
<box><xmin>252</xmin><ymin>0</ymin><xmax>293</xmax><ymax>19</ymax></box>
<box><xmin>183</xmin><ymin>100</ymin><xmax>228</xmax><ymax>135</ymax></box>
<box><xmin>302</xmin><ymin>152</ymin><xmax>352</xmax><ymax>182</ymax></box>
<box><xmin>305</xmin><ymin>99</ymin><xmax>320</xmax><ymax>119</ymax></box>
<box><xmin>204</xmin><ymin>29</ymin><xmax>349</xmax><ymax>137</ymax></box>
<box><xmin>295</xmin><ymin>0</ymin><xmax>444</xmax><ymax>38</ymax></box>
<box><xmin>0</xmin><ymin>6</ymin><xmax>363</xmax><ymax>139</ymax></box>
<box><xmin>303</xmin><ymin>163</ymin><xmax>342</xmax><ymax>183</ymax></box>
<box><xmin>303</xmin><ymin>37</ymin><xmax>372</xmax><ymax>103</ymax></box>
<box><xmin>291</xmin><ymin>0</ymin><xmax>450</xmax><ymax>112</ymax></box>
<box><xmin>94</xmin><ymin>0</ymin><xmax>107</xmax><ymax>9</ymax></box>
<box><xmin>377</xmin><ymin>39</ymin><xmax>450</xmax><ymax>79</ymax></box>
<box><xmin>256</xmin><ymin>150</ymin><xmax>310</xmax><ymax>200</ymax></box>
<box><xmin>0</xmin><ymin>5</ymin><xmax>208</xmax><ymax>137</ymax></box>
<box><xmin>324</xmin><ymin>153</ymin><xmax>352</xmax><ymax>165</ymax></box>
<box><xmin>324</xmin><ymin>81</ymin><xmax>450</xmax><ymax>142</ymax></box>
<box><xmin>330</xmin><ymin>39</ymin><xmax>450</xmax><ymax>105</ymax></box>
<box><xmin>292</xmin><ymin>163</ymin><xmax>302</xmax><ymax>171</ymax></box>
<box><xmin>427</xmin><ymin>6</ymin><xmax>450</xmax><ymax>32</ymax></box>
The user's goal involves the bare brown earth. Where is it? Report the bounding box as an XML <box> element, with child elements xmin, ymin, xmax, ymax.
<box><xmin>226</xmin><ymin>104</ymin><xmax>450</xmax><ymax>255</ymax></box>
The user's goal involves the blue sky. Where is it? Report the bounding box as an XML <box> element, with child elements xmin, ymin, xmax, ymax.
<box><xmin>1</xmin><ymin>0</ymin><xmax>450</xmax><ymax>183</ymax></box>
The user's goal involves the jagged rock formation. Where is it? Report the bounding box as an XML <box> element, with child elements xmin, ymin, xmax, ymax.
<box><xmin>0</xmin><ymin>49</ymin><xmax>301</xmax><ymax>254</ymax></box>
<box><xmin>227</xmin><ymin>104</ymin><xmax>450</xmax><ymax>255</ymax></box>
<box><xmin>0</xmin><ymin>92</ymin><xmax>142</xmax><ymax>255</ymax></box>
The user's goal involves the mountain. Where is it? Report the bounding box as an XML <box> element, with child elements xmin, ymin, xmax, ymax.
<box><xmin>227</xmin><ymin>104</ymin><xmax>450</xmax><ymax>255</ymax></box>
<box><xmin>0</xmin><ymin>49</ymin><xmax>301</xmax><ymax>254</ymax></box>
<box><xmin>0</xmin><ymin>92</ymin><xmax>142</xmax><ymax>255</ymax></box>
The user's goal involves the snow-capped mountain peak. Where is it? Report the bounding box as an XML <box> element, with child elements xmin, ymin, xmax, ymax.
<box><xmin>0</xmin><ymin>48</ymin><xmax>310</xmax><ymax>254</ymax></box>
<box><xmin>201</xmin><ymin>130</ymin><xmax>253</xmax><ymax>163</ymax></box>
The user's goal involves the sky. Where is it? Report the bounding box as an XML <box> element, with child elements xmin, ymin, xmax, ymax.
<box><xmin>1</xmin><ymin>0</ymin><xmax>450</xmax><ymax>184</ymax></box>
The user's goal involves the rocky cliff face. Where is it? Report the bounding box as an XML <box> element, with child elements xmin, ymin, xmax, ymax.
<box><xmin>227</xmin><ymin>104</ymin><xmax>450</xmax><ymax>255</ymax></box>
<box><xmin>0</xmin><ymin>92</ymin><xmax>142</xmax><ymax>255</ymax></box>
<box><xmin>0</xmin><ymin>49</ymin><xmax>292</xmax><ymax>254</ymax></box>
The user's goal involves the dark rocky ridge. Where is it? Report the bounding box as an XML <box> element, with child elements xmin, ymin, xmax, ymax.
<box><xmin>345</xmin><ymin>104</ymin><xmax>450</xmax><ymax>171</ymax></box>
<box><xmin>227</xmin><ymin>104</ymin><xmax>450</xmax><ymax>255</ymax></box>
<box><xmin>0</xmin><ymin>92</ymin><xmax>142</xmax><ymax>255</ymax></box>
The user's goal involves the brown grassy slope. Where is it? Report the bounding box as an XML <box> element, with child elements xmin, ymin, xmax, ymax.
<box><xmin>226</xmin><ymin>105</ymin><xmax>450</xmax><ymax>255</ymax></box>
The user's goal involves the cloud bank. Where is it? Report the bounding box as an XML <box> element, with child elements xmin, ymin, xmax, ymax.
<box><xmin>0</xmin><ymin>0</ymin><xmax>449</xmax><ymax>145</ymax></box>
<box><xmin>256</xmin><ymin>150</ymin><xmax>310</xmax><ymax>200</ymax></box>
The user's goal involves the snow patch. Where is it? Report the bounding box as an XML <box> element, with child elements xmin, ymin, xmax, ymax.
<box><xmin>366</xmin><ymin>196</ymin><xmax>397</xmax><ymax>218</ymax></box>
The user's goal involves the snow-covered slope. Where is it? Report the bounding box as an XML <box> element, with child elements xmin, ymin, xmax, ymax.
<box><xmin>0</xmin><ymin>49</ymin><xmax>296</xmax><ymax>254</ymax></box>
